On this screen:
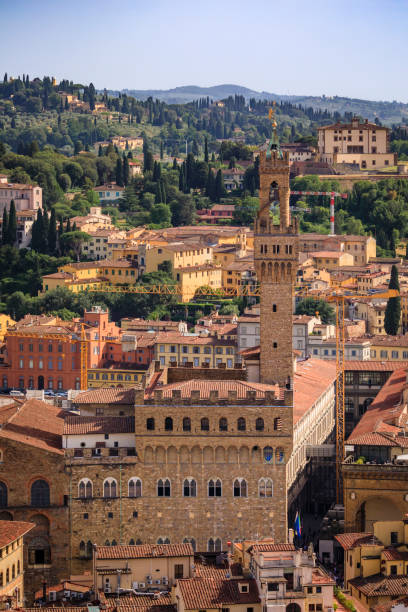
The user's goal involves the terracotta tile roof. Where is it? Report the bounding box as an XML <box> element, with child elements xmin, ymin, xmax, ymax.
<box><xmin>74</xmin><ymin>387</ymin><xmax>142</xmax><ymax>405</ymax></box>
<box><xmin>147</xmin><ymin>379</ymin><xmax>281</xmax><ymax>401</ymax></box>
<box><xmin>347</xmin><ymin>432</ymin><xmax>397</xmax><ymax>446</ymax></box>
<box><xmin>193</xmin><ymin>560</ymin><xmax>231</xmax><ymax>579</ymax></box>
<box><xmin>310</xmin><ymin>568</ymin><xmax>335</xmax><ymax>585</ymax></box>
<box><xmin>105</xmin><ymin>593</ymin><xmax>174</xmax><ymax>611</ymax></box>
<box><xmin>42</xmin><ymin>271</ymin><xmax>73</xmax><ymax>279</ymax></box>
<box><xmin>0</xmin><ymin>398</ymin><xmax>64</xmax><ymax>454</ymax></box>
<box><xmin>345</xmin><ymin>361</ymin><xmax>408</xmax><ymax>372</ymax></box>
<box><xmin>382</xmin><ymin>548</ymin><xmax>408</xmax><ymax>561</ymax></box>
<box><xmin>35</xmin><ymin>581</ymin><xmax>90</xmax><ymax>599</ymax></box>
<box><xmin>177</xmin><ymin>577</ymin><xmax>260</xmax><ymax>609</ymax></box>
<box><xmin>250</xmin><ymin>542</ymin><xmax>296</xmax><ymax>553</ymax></box>
<box><xmin>0</xmin><ymin>520</ymin><xmax>34</xmax><ymax>548</ymax></box>
<box><xmin>371</xmin><ymin>335</ymin><xmax>408</xmax><ymax>347</ymax></box>
<box><xmin>64</xmin><ymin>416</ymin><xmax>134</xmax><ymax>435</ymax></box>
<box><xmin>153</xmin><ymin>332</ymin><xmax>235</xmax><ymax>346</ymax></box>
<box><xmin>349</xmin><ymin>575</ymin><xmax>408</xmax><ymax>597</ymax></box>
<box><xmin>347</xmin><ymin>368</ymin><xmax>407</xmax><ymax>443</ymax></box>
<box><xmin>335</xmin><ymin>533</ymin><xmax>380</xmax><ymax>550</ymax></box>
<box><xmin>96</xmin><ymin>543</ymin><xmax>193</xmax><ymax>559</ymax></box>
<box><xmin>373</xmin><ymin>596</ymin><xmax>408</xmax><ymax>612</ymax></box>
<box><xmin>293</xmin><ymin>359</ymin><xmax>337</xmax><ymax>425</ymax></box>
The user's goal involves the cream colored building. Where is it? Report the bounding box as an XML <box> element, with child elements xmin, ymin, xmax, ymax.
<box><xmin>0</xmin><ymin>176</ymin><xmax>42</xmax><ymax>214</ymax></box>
<box><xmin>299</xmin><ymin>234</ymin><xmax>376</xmax><ymax>266</ymax></box>
<box><xmin>318</xmin><ymin>118</ymin><xmax>395</xmax><ymax>169</ymax></box>
<box><xmin>94</xmin><ymin>543</ymin><xmax>194</xmax><ymax>592</ymax></box>
<box><xmin>0</xmin><ymin>520</ymin><xmax>34</xmax><ymax>607</ymax></box>
<box><xmin>310</xmin><ymin>251</ymin><xmax>354</xmax><ymax>270</ymax></box>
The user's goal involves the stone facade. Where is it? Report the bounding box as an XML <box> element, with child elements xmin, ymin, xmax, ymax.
<box><xmin>254</xmin><ymin>144</ymin><xmax>299</xmax><ymax>387</ymax></box>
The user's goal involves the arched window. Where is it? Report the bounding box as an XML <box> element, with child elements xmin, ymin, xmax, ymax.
<box><xmin>17</xmin><ymin>560</ymin><xmax>20</xmax><ymax>575</ymax></box>
<box><xmin>235</xmin><ymin>417</ymin><xmax>246</xmax><ymax>432</ymax></box>
<box><xmin>208</xmin><ymin>479</ymin><xmax>222</xmax><ymax>497</ymax></box>
<box><xmin>157</xmin><ymin>479</ymin><xmax>171</xmax><ymax>497</ymax></box>
<box><xmin>31</xmin><ymin>480</ymin><xmax>50</xmax><ymax>507</ymax></box>
<box><xmin>146</xmin><ymin>417</ymin><xmax>155</xmax><ymax>430</ymax></box>
<box><xmin>183</xmin><ymin>537</ymin><xmax>196</xmax><ymax>551</ymax></box>
<box><xmin>103</xmin><ymin>478</ymin><xmax>117</xmax><ymax>498</ymax></box>
<box><xmin>183</xmin><ymin>417</ymin><xmax>191</xmax><ymax>432</ymax></box>
<box><xmin>6</xmin><ymin>569</ymin><xmax>9</xmax><ymax>583</ymax></box>
<box><xmin>259</xmin><ymin>478</ymin><xmax>273</xmax><ymax>497</ymax></box>
<box><xmin>233</xmin><ymin>478</ymin><xmax>247</xmax><ymax>497</ymax></box>
<box><xmin>12</xmin><ymin>565</ymin><xmax>15</xmax><ymax>579</ymax></box>
<box><xmin>79</xmin><ymin>541</ymin><xmax>86</xmax><ymax>557</ymax></box>
<box><xmin>111</xmin><ymin>539</ymin><xmax>117</xmax><ymax>546</ymax></box>
<box><xmin>201</xmin><ymin>417</ymin><xmax>209</xmax><ymax>431</ymax></box>
<box><xmin>183</xmin><ymin>478</ymin><xmax>197</xmax><ymax>497</ymax></box>
<box><xmin>78</xmin><ymin>479</ymin><xmax>92</xmax><ymax>499</ymax></box>
<box><xmin>0</xmin><ymin>572</ymin><xmax>3</xmax><ymax>587</ymax></box>
<box><xmin>255</xmin><ymin>417</ymin><xmax>264</xmax><ymax>431</ymax></box>
<box><xmin>129</xmin><ymin>539</ymin><xmax>135</xmax><ymax>545</ymax></box>
<box><xmin>165</xmin><ymin>417</ymin><xmax>173</xmax><ymax>431</ymax></box>
<box><xmin>136</xmin><ymin>539</ymin><xmax>142</xmax><ymax>545</ymax></box>
<box><xmin>273</xmin><ymin>417</ymin><xmax>281</xmax><ymax>431</ymax></box>
<box><xmin>263</xmin><ymin>446</ymin><xmax>274</xmax><ymax>463</ymax></box>
<box><xmin>276</xmin><ymin>448</ymin><xmax>284</xmax><ymax>464</ymax></box>
<box><xmin>208</xmin><ymin>538</ymin><xmax>222</xmax><ymax>552</ymax></box>
<box><xmin>0</xmin><ymin>482</ymin><xmax>7</xmax><ymax>508</ymax></box>
<box><xmin>128</xmin><ymin>478</ymin><xmax>142</xmax><ymax>498</ymax></box>
<box><xmin>219</xmin><ymin>417</ymin><xmax>228</xmax><ymax>432</ymax></box>
<box><xmin>86</xmin><ymin>541</ymin><xmax>93</xmax><ymax>559</ymax></box>
<box><xmin>157</xmin><ymin>537</ymin><xmax>170</xmax><ymax>544</ymax></box>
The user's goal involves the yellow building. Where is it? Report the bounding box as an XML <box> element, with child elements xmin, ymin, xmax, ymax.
<box><xmin>0</xmin><ymin>315</ymin><xmax>15</xmax><ymax>341</ymax></box>
<box><xmin>0</xmin><ymin>520</ymin><xmax>34</xmax><ymax>607</ymax></box>
<box><xmin>88</xmin><ymin>368</ymin><xmax>146</xmax><ymax>388</ymax></box>
<box><xmin>310</xmin><ymin>251</ymin><xmax>354</xmax><ymax>270</ymax></box>
<box><xmin>154</xmin><ymin>332</ymin><xmax>236</xmax><ymax>368</ymax></box>
<box><xmin>370</xmin><ymin>335</ymin><xmax>408</xmax><ymax>360</ymax></box>
<box><xmin>336</xmin><ymin>519</ymin><xmax>408</xmax><ymax>609</ymax></box>
<box><xmin>222</xmin><ymin>258</ymin><xmax>256</xmax><ymax>293</ymax></box>
<box><xmin>354</xmin><ymin>299</ymin><xmax>389</xmax><ymax>335</ymax></box>
<box><xmin>141</xmin><ymin>243</ymin><xmax>213</xmax><ymax>275</ymax></box>
<box><xmin>176</xmin><ymin>265</ymin><xmax>222</xmax><ymax>301</ymax></box>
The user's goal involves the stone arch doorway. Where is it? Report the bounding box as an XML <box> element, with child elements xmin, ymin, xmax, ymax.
<box><xmin>356</xmin><ymin>497</ymin><xmax>401</xmax><ymax>531</ymax></box>
<box><xmin>286</xmin><ymin>604</ymin><xmax>301</xmax><ymax>612</ymax></box>
<box><xmin>38</xmin><ymin>376</ymin><xmax>44</xmax><ymax>390</ymax></box>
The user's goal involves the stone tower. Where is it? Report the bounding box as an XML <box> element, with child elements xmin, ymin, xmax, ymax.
<box><xmin>254</xmin><ymin>130</ymin><xmax>299</xmax><ymax>387</ymax></box>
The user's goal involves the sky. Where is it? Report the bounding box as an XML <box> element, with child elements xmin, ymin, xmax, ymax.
<box><xmin>1</xmin><ymin>0</ymin><xmax>407</xmax><ymax>101</ymax></box>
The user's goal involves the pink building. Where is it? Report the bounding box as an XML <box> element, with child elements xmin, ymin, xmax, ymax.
<box><xmin>0</xmin><ymin>175</ymin><xmax>42</xmax><ymax>213</ymax></box>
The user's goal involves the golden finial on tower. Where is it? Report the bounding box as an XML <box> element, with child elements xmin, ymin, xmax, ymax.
<box><xmin>268</xmin><ymin>102</ymin><xmax>277</xmax><ymax>129</ymax></box>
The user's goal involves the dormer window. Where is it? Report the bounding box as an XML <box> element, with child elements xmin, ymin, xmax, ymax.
<box><xmin>239</xmin><ymin>583</ymin><xmax>249</xmax><ymax>593</ymax></box>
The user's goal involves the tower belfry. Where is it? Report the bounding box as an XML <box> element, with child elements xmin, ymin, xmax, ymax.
<box><xmin>254</xmin><ymin>107</ymin><xmax>299</xmax><ymax>387</ymax></box>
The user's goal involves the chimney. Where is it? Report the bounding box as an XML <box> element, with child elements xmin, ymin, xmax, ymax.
<box><xmin>228</xmin><ymin>390</ymin><xmax>237</xmax><ymax>402</ymax></box>
<box><xmin>246</xmin><ymin>390</ymin><xmax>256</xmax><ymax>402</ymax></box>
<box><xmin>190</xmin><ymin>390</ymin><xmax>200</xmax><ymax>401</ymax></box>
<box><xmin>171</xmin><ymin>389</ymin><xmax>181</xmax><ymax>399</ymax></box>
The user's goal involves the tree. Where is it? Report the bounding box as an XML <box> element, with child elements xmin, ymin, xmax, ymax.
<box><xmin>115</xmin><ymin>158</ymin><xmax>123</xmax><ymax>186</ymax></box>
<box><xmin>295</xmin><ymin>298</ymin><xmax>335</xmax><ymax>324</ymax></box>
<box><xmin>214</xmin><ymin>169</ymin><xmax>225</xmax><ymax>202</ymax></box>
<box><xmin>204</xmin><ymin>137</ymin><xmax>209</xmax><ymax>163</ymax></box>
<box><xmin>150</xmin><ymin>203</ymin><xmax>171</xmax><ymax>225</ymax></box>
<box><xmin>122</xmin><ymin>156</ymin><xmax>129</xmax><ymax>186</ymax></box>
<box><xmin>60</xmin><ymin>231</ymin><xmax>90</xmax><ymax>262</ymax></box>
<box><xmin>232</xmin><ymin>196</ymin><xmax>259</xmax><ymax>226</ymax></box>
<box><xmin>384</xmin><ymin>264</ymin><xmax>401</xmax><ymax>335</ymax></box>
<box><xmin>2</xmin><ymin>208</ymin><xmax>8</xmax><ymax>246</ymax></box>
<box><xmin>7</xmin><ymin>200</ymin><xmax>17</xmax><ymax>246</ymax></box>
<box><xmin>160</xmin><ymin>141</ymin><xmax>164</xmax><ymax>160</ymax></box>
<box><xmin>170</xmin><ymin>194</ymin><xmax>195</xmax><ymax>226</ymax></box>
<box><xmin>48</xmin><ymin>208</ymin><xmax>57</xmax><ymax>254</ymax></box>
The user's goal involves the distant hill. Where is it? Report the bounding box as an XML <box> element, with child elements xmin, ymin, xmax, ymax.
<box><xmin>107</xmin><ymin>84</ymin><xmax>408</xmax><ymax>125</ymax></box>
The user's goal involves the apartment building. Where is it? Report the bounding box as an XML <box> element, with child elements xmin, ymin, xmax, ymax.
<box><xmin>0</xmin><ymin>175</ymin><xmax>42</xmax><ymax>213</ymax></box>
<box><xmin>299</xmin><ymin>233</ymin><xmax>376</xmax><ymax>266</ymax></box>
<box><xmin>93</xmin><ymin>183</ymin><xmax>125</xmax><ymax>203</ymax></box>
<box><xmin>71</xmin><ymin>207</ymin><xmax>114</xmax><ymax>233</ymax></box>
<box><xmin>318</xmin><ymin>118</ymin><xmax>396</xmax><ymax>169</ymax></box>
<box><xmin>353</xmin><ymin>299</ymin><xmax>390</xmax><ymax>335</ymax></box>
<box><xmin>153</xmin><ymin>331</ymin><xmax>236</xmax><ymax>368</ymax></box>
<box><xmin>0</xmin><ymin>520</ymin><xmax>34</xmax><ymax>607</ymax></box>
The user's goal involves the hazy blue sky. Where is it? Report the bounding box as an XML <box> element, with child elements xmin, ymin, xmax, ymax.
<box><xmin>1</xmin><ymin>0</ymin><xmax>407</xmax><ymax>100</ymax></box>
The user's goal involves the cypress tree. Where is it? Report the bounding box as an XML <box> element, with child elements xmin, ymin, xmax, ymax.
<box><xmin>205</xmin><ymin>168</ymin><xmax>215</xmax><ymax>200</ymax></box>
<box><xmin>48</xmin><ymin>208</ymin><xmax>57</xmax><ymax>254</ymax></box>
<box><xmin>384</xmin><ymin>264</ymin><xmax>401</xmax><ymax>335</ymax></box>
<box><xmin>98</xmin><ymin>145</ymin><xmax>103</xmax><ymax>157</ymax></box>
<box><xmin>115</xmin><ymin>158</ymin><xmax>123</xmax><ymax>186</ymax></box>
<box><xmin>2</xmin><ymin>208</ymin><xmax>8</xmax><ymax>245</ymax></box>
<box><xmin>42</xmin><ymin>209</ymin><xmax>49</xmax><ymax>251</ymax></box>
<box><xmin>123</xmin><ymin>156</ymin><xmax>129</xmax><ymax>186</ymax></box>
<box><xmin>214</xmin><ymin>170</ymin><xmax>225</xmax><ymax>203</ymax></box>
<box><xmin>204</xmin><ymin>137</ymin><xmax>208</xmax><ymax>163</ymax></box>
<box><xmin>179</xmin><ymin>166</ymin><xmax>185</xmax><ymax>192</ymax></box>
<box><xmin>160</xmin><ymin>179</ymin><xmax>167</xmax><ymax>204</ymax></box>
<box><xmin>66</xmin><ymin>218</ymin><xmax>71</xmax><ymax>233</ymax></box>
<box><xmin>7</xmin><ymin>200</ymin><xmax>17</xmax><ymax>246</ymax></box>
<box><xmin>155</xmin><ymin>182</ymin><xmax>163</xmax><ymax>204</ymax></box>
<box><xmin>173</xmin><ymin>157</ymin><xmax>178</xmax><ymax>170</ymax></box>
<box><xmin>72</xmin><ymin>221</ymin><xmax>77</xmax><ymax>232</ymax></box>
<box><xmin>160</xmin><ymin>141</ymin><xmax>164</xmax><ymax>160</ymax></box>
